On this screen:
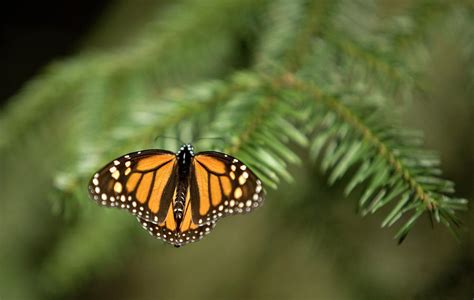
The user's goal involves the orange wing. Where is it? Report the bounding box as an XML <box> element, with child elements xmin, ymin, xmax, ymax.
<box><xmin>189</xmin><ymin>151</ymin><xmax>265</xmax><ymax>225</ymax></box>
<box><xmin>88</xmin><ymin>150</ymin><xmax>178</xmax><ymax>224</ymax></box>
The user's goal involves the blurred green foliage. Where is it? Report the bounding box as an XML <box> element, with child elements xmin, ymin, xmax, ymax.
<box><xmin>1</xmin><ymin>0</ymin><xmax>473</xmax><ymax>299</ymax></box>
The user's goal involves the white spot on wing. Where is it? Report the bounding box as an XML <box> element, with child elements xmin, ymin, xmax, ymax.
<box><xmin>111</xmin><ymin>170</ymin><xmax>120</xmax><ymax>180</ymax></box>
<box><xmin>114</xmin><ymin>182</ymin><xmax>122</xmax><ymax>193</ymax></box>
<box><xmin>238</xmin><ymin>175</ymin><xmax>246</xmax><ymax>185</ymax></box>
<box><xmin>234</xmin><ymin>187</ymin><xmax>243</xmax><ymax>199</ymax></box>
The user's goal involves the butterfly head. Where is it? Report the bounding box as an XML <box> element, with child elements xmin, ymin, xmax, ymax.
<box><xmin>176</xmin><ymin>143</ymin><xmax>194</xmax><ymax>156</ymax></box>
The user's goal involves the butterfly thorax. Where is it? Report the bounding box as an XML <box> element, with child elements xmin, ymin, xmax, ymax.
<box><xmin>173</xmin><ymin>144</ymin><xmax>195</xmax><ymax>224</ymax></box>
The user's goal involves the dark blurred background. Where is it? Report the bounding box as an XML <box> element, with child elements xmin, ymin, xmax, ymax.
<box><xmin>0</xmin><ymin>0</ymin><xmax>110</xmax><ymax>107</ymax></box>
<box><xmin>1</xmin><ymin>1</ymin><xmax>473</xmax><ymax>299</ymax></box>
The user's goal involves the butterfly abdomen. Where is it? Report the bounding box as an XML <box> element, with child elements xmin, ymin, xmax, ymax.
<box><xmin>173</xmin><ymin>181</ymin><xmax>187</xmax><ymax>222</ymax></box>
<box><xmin>174</xmin><ymin>144</ymin><xmax>194</xmax><ymax>223</ymax></box>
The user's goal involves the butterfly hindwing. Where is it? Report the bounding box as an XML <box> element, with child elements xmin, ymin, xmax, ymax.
<box><xmin>137</xmin><ymin>188</ymin><xmax>216</xmax><ymax>246</ymax></box>
<box><xmin>88</xmin><ymin>149</ymin><xmax>178</xmax><ymax>224</ymax></box>
<box><xmin>189</xmin><ymin>151</ymin><xmax>265</xmax><ymax>225</ymax></box>
<box><xmin>138</xmin><ymin>217</ymin><xmax>216</xmax><ymax>246</ymax></box>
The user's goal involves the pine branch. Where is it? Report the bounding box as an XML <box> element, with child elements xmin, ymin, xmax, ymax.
<box><xmin>278</xmin><ymin>73</ymin><xmax>467</xmax><ymax>242</ymax></box>
<box><xmin>324</xmin><ymin>34</ymin><xmax>420</xmax><ymax>93</ymax></box>
<box><xmin>219</xmin><ymin>89</ymin><xmax>308</xmax><ymax>188</ymax></box>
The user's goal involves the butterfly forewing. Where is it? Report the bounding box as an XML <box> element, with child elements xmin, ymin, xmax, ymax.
<box><xmin>88</xmin><ymin>150</ymin><xmax>178</xmax><ymax>224</ymax></box>
<box><xmin>189</xmin><ymin>151</ymin><xmax>265</xmax><ymax>225</ymax></box>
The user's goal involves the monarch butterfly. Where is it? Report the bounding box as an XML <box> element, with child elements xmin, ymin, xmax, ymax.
<box><xmin>88</xmin><ymin>144</ymin><xmax>264</xmax><ymax>247</ymax></box>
